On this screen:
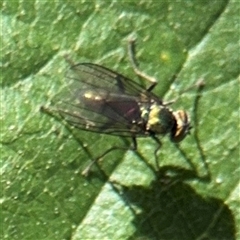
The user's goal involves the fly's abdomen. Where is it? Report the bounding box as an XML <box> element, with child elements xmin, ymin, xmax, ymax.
<box><xmin>81</xmin><ymin>90</ymin><xmax>142</xmax><ymax>124</ymax></box>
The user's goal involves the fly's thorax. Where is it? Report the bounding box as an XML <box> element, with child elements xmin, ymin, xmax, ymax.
<box><xmin>145</xmin><ymin>104</ymin><xmax>175</xmax><ymax>135</ymax></box>
<box><xmin>170</xmin><ymin>110</ymin><xmax>191</xmax><ymax>143</ymax></box>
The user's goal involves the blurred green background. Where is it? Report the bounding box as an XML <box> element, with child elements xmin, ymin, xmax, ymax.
<box><xmin>1</xmin><ymin>1</ymin><xmax>239</xmax><ymax>239</ymax></box>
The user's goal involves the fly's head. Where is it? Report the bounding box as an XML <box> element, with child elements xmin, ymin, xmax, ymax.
<box><xmin>171</xmin><ymin>110</ymin><xmax>191</xmax><ymax>143</ymax></box>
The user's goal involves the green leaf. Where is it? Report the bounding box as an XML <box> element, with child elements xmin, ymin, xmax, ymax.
<box><xmin>1</xmin><ymin>1</ymin><xmax>239</xmax><ymax>240</ymax></box>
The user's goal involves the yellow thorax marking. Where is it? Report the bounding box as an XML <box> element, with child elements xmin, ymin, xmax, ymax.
<box><xmin>147</xmin><ymin>104</ymin><xmax>174</xmax><ymax>134</ymax></box>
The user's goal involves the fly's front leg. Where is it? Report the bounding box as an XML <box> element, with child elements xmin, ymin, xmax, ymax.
<box><xmin>164</xmin><ymin>77</ymin><xmax>205</xmax><ymax>106</ymax></box>
<box><xmin>191</xmin><ymin>80</ymin><xmax>210</xmax><ymax>181</ymax></box>
<box><xmin>128</xmin><ymin>39</ymin><xmax>157</xmax><ymax>92</ymax></box>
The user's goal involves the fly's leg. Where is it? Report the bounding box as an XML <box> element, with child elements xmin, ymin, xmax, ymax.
<box><xmin>128</xmin><ymin>39</ymin><xmax>157</xmax><ymax>92</ymax></box>
<box><xmin>128</xmin><ymin>39</ymin><xmax>205</xmax><ymax>103</ymax></box>
<box><xmin>165</xmin><ymin>79</ymin><xmax>205</xmax><ymax>105</ymax></box>
<box><xmin>41</xmin><ymin>106</ymin><xmax>134</xmax><ymax>177</ymax></box>
<box><xmin>41</xmin><ymin>105</ymin><xmax>139</xmax><ymax>178</ymax></box>
<box><xmin>151</xmin><ymin>135</ymin><xmax>162</xmax><ymax>171</ymax></box>
<box><xmin>181</xmin><ymin>80</ymin><xmax>210</xmax><ymax>180</ymax></box>
<box><xmin>191</xmin><ymin>81</ymin><xmax>211</xmax><ymax>181</ymax></box>
<box><xmin>82</xmin><ymin>137</ymin><xmax>137</xmax><ymax>177</ymax></box>
<box><xmin>173</xmin><ymin>81</ymin><xmax>210</xmax><ymax>181</ymax></box>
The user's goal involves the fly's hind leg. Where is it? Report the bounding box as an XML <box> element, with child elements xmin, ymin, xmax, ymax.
<box><xmin>81</xmin><ymin>146</ymin><xmax>127</xmax><ymax>177</ymax></box>
<box><xmin>82</xmin><ymin>137</ymin><xmax>138</xmax><ymax>177</ymax></box>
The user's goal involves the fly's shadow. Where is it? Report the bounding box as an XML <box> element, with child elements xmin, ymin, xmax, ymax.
<box><xmin>106</xmin><ymin>169</ymin><xmax>234</xmax><ymax>240</ymax></box>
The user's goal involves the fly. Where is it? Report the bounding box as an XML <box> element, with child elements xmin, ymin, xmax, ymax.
<box><xmin>59</xmin><ymin>64</ymin><xmax>190</xmax><ymax>141</ymax></box>
<box><xmin>52</xmin><ymin>40</ymin><xmax>198</xmax><ymax>176</ymax></box>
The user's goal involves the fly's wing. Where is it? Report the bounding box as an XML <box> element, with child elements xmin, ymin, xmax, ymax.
<box><xmin>55</xmin><ymin>63</ymin><xmax>160</xmax><ymax>137</ymax></box>
<box><xmin>68</xmin><ymin>63</ymin><xmax>156</xmax><ymax>96</ymax></box>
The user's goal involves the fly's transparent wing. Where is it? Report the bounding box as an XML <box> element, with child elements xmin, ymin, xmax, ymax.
<box><xmin>67</xmin><ymin>63</ymin><xmax>154</xmax><ymax>96</ymax></box>
<box><xmin>55</xmin><ymin>63</ymin><xmax>162</xmax><ymax>137</ymax></box>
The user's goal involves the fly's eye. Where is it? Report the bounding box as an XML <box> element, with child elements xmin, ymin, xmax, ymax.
<box><xmin>171</xmin><ymin>110</ymin><xmax>191</xmax><ymax>143</ymax></box>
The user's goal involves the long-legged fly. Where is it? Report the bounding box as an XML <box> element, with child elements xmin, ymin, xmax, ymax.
<box><xmin>47</xmin><ymin>40</ymin><xmax>204</xmax><ymax>176</ymax></box>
